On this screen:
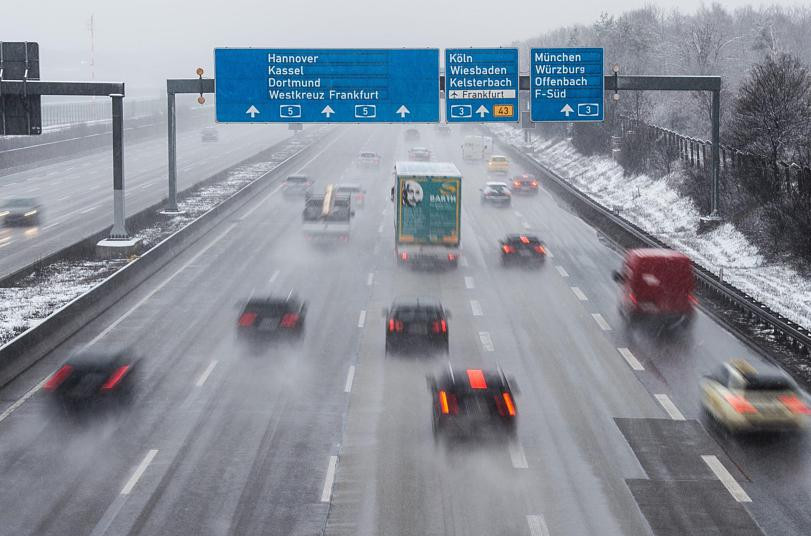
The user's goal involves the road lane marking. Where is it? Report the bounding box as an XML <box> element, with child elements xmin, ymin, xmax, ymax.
<box><xmin>121</xmin><ymin>449</ymin><xmax>158</xmax><ymax>495</ymax></box>
<box><xmin>527</xmin><ymin>515</ymin><xmax>551</xmax><ymax>536</ymax></box>
<box><xmin>357</xmin><ymin>310</ymin><xmax>366</xmax><ymax>328</ymax></box>
<box><xmin>591</xmin><ymin>313</ymin><xmax>612</xmax><ymax>331</ymax></box>
<box><xmin>513</xmin><ymin>210</ymin><xmax>523</xmax><ymax>218</ymax></box>
<box><xmin>367</xmin><ymin>272</ymin><xmax>374</xmax><ymax>286</ymax></box>
<box><xmin>269</xmin><ymin>269</ymin><xmax>280</xmax><ymax>283</ymax></box>
<box><xmin>195</xmin><ymin>360</ymin><xmax>218</xmax><ymax>387</ymax></box>
<box><xmin>57</xmin><ymin>195</ymin><xmax>71</xmax><ymax>201</ymax></box>
<box><xmin>377</xmin><ymin>223</ymin><xmax>383</xmax><ymax>233</ymax></box>
<box><xmin>617</xmin><ymin>347</ymin><xmax>644</xmax><ymax>371</ymax></box>
<box><xmin>79</xmin><ymin>205</ymin><xmax>98</xmax><ymax>214</ymax></box>
<box><xmin>0</xmin><ymin>378</ymin><xmax>48</xmax><ymax>424</ymax></box>
<box><xmin>321</xmin><ymin>455</ymin><xmax>338</xmax><ymax>503</ymax></box>
<box><xmin>478</xmin><ymin>331</ymin><xmax>494</xmax><ymax>352</ymax></box>
<box><xmin>459</xmin><ymin>256</ymin><xmax>469</xmax><ymax>267</ymax></box>
<box><xmin>344</xmin><ymin>366</ymin><xmax>355</xmax><ymax>393</ymax></box>
<box><xmin>555</xmin><ymin>265</ymin><xmax>569</xmax><ymax>278</ymax></box>
<box><xmin>654</xmin><ymin>394</ymin><xmax>685</xmax><ymax>421</ymax></box>
<box><xmin>470</xmin><ymin>300</ymin><xmax>483</xmax><ymax>317</ymax></box>
<box><xmin>570</xmin><ymin>287</ymin><xmax>588</xmax><ymax>301</ymax></box>
<box><xmin>544</xmin><ymin>247</ymin><xmax>554</xmax><ymax>258</ymax></box>
<box><xmin>509</xmin><ymin>442</ymin><xmax>528</xmax><ymax>468</ymax></box>
<box><xmin>464</xmin><ymin>276</ymin><xmax>474</xmax><ymax>289</ymax></box>
<box><xmin>702</xmin><ymin>455</ymin><xmax>751</xmax><ymax>502</ymax></box>
<box><xmin>0</xmin><ymin>236</ymin><xmax>10</xmax><ymax>244</ymax></box>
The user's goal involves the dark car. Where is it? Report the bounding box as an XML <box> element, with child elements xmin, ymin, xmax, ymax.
<box><xmin>480</xmin><ymin>182</ymin><xmax>511</xmax><ymax>207</ymax></box>
<box><xmin>428</xmin><ymin>364</ymin><xmax>518</xmax><ymax>442</ymax></box>
<box><xmin>282</xmin><ymin>175</ymin><xmax>313</xmax><ymax>198</ymax></box>
<box><xmin>43</xmin><ymin>351</ymin><xmax>138</xmax><ymax>410</ymax></box>
<box><xmin>384</xmin><ymin>297</ymin><xmax>449</xmax><ymax>354</ymax></box>
<box><xmin>511</xmin><ymin>174</ymin><xmax>539</xmax><ymax>195</ymax></box>
<box><xmin>500</xmin><ymin>234</ymin><xmax>546</xmax><ymax>265</ymax></box>
<box><xmin>404</xmin><ymin>128</ymin><xmax>420</xmax><ymax>141</ymax></box>
<box><xmin>237</xmin><ymin>293</ymin><xmax>307</xmax><ymax>340</ymax></box>
<box><xmin>201</xmin><ymin>126</ymin><xmax>219</xmax><ymax>142</ymax></box>
<box><xmin>1</xmin><ymin>198</ymin><xmax>41</xmax><ymax>226</ymax></box>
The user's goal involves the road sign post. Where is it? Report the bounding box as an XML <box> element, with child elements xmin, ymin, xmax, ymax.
<box><xmin>530</xmin><ymin>48</ymin><xmax>604</xmax><ymax>122</ymax></box>
<box><xmin>214</xmin><ymin>48</ymin><xmax>440</xmax><ymax>123</ymax></box>
<box><xmin>444</xmin><ymin>48</ymin><xmax>518</xmax><ymax>123</ymax></box>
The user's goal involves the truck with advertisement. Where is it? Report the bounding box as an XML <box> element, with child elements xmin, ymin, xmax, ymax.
<box><xmin>302</xmin><ymin>184</ymin><xmax>352</xmax><ymax>243</ymax></box>
<box><xmin>393</xmin><ymin>161</ymin><xmax>461</xmax><ymax>268</ymax></box>
<box><xmin>461</xmin><ymin>134</ymin><xmax>493</xmax><ymax>161</ymax></box>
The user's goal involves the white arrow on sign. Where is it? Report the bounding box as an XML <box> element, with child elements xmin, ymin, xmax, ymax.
<box><xmin>476</xmin><ymin>105</ymin><xmax>489</xmax><ymax>118</ymax></box>
<box><xmin>560</xmin><ymin>104</ymin><xmax>574</xmax><ymax>117</ymax></box>
<box><xmin>396</xmin><ymin>105</ymin><xmax>410</xmax><ymax>118</ymax></box>
<box><xmin>321</xmin><ymin>105</ymin><xmax>335</xmax><ymax>118</ymax></box>
<box><xmin>246</xmin><ymin>105</ymin><xmax>260</xmax><ymax>118</ymax></box>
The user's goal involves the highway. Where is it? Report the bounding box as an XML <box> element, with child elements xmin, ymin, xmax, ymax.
<box><xmin>0</xmin><ymin>124</ymin><xmax>808</xmax><ymax>536</ymax></box>
<box><xmin>0</xmin><ymin>123</ymin><xmax>293</xmax><ymax>278</ymax></box>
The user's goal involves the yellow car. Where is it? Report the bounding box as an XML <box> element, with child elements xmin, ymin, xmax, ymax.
<box><xmin>701</xmin><ymin>359</ymin><xmax>810</xmax><ymax>433</ymax></box>
<box><xmin>487</xmin><ymin>155</ymin><xmax>509</xmax><ymax>173</ymax></box>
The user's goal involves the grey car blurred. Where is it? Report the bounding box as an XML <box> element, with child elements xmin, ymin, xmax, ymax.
<box><xmin>1</xmin><ymin>198</ymin><xmax>41</xmax><ymax>226</ymax></box>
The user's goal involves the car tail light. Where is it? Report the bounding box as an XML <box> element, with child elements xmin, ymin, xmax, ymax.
<box><xmin>239</xmin><ymin>312</ymin><xmax>257</xmax><ymax>327</ymax></box>
<box><xmin>502</xmin><ymin>245</ymin><xmax>514</xmax><ymax>254</ymax></box>
<box><xmin>534</xmin><ymin>245</ymin><xmax>545</xmax><ymax>254</ymax></box>
<box><xmin>688</xmin><ymin>294</ymin><xmax>699</xmax><ymax>306</ymax></box>
<box><xmin>520</xmin><ymin>236</ymin><xmax>530</xmax><ymax>244</ymax></box>
<box><xmin>502</xmin><ymin>392</ymin><xmax>516</xmax><ymax>416</ymax></box>
<box><xmin>101</xmin><ymin>365</ymin><xmax>130</xmax><ymax>391</ymax></box>
<box><xmin>388</xmin><ymin>319</ymin><xmax>404</xmax><ymax>332</ymax></box>
<box><xmin>432</xmin><ymin>319</ymin><xmax>447</xmax><ymax>334</ymax></box>
<box><xmin>466</xmin><ymin>369</ymin><xmax>487</xmax><ymax>389</ymax></box>
<box><xmin>531</xmin><ymin>181</ymin><xmax>538</xmax><ymax>187</ymax></box>
<box><xmin>724</xmin><ymin>393</ymin><xmax>757</xmax><ymax>414</ymax></box>
<box><xmin>280</xmin><ymin>313</ymin><xmax>299</xmax><ymax>328</ymax></box>
<box><xmin>44</xmin><ymin>365</ymin><xmax>74</xmax><ymax>391</ymax></box>
<box><xmin>628</xmin><ymin>292</ymin><xmax>637</xmax><ymax>305</ymax></box>
<box><xmin>400</xmin><ymin>252</ymin><xmax>408</xmax><ymax>261</ymax></box>
<box><xmin>513</xmin><ymin>181</ymin><xmax>521</xmax><ymax>187</ymax></box>
<box><xmin>779</xmin><ymin>394</ymin><xmax>811</xmax><ymax>415</ymax></box>
<box><xmin>439</xmin><ymin>390</ymin><xmax>458</xmax><ymax>415</ymax></box>
<box><xmin>447</xmin><ymin>253</ymin><xmax>457</xmax><ymax>262</ymax></box>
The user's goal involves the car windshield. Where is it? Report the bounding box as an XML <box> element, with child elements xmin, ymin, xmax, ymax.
<box><xmin>488</xmin><ymin>185</ymin><xmax>508</xmax><ymax>193</ymax></box>
<box><xmin>4</xmin><ymin>198</ymin><xmax>35</xmax><ymax>207</ymax></box>
<box><xmin>287</xmin><ymin>176</ymin><xmax>308</xmax><ymax>183</ymax></box>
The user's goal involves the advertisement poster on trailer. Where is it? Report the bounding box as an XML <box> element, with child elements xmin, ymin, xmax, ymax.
<box><xmin>444</xmin><ymin>48</ymin><xmax>519</xmax><ymax>123</ymax></box>
<box><xmin>530</xmin><ymin>48</ymin><xmax>604</xmax><ymax>122</ymax></box>
<box><xmin>397</xmin><ymin>177</ymin><xmax>461</xmax><ymax>244</ymax></box>
<box><xmin>214</xmin><ymin>48</ymin><xmax>440</xmax><ymax>123</ymax></box>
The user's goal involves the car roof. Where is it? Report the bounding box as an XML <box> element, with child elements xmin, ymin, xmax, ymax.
<box><xmin>395</xmin><ymin>161</ymin><xmax>461</xmax><ymax>177</ymax></box>
<box><xmin>359</xmin><ymin>151</ymin><xmax>378</xmax><ymax>155</ymax></box>
<box><xmin>410</xmin><ymin>146</ymin><xmax>429</xmax><ymax>150</ymax></box>
<box><xmin>505</xmin><ymin>234</ymin><xmax>540</xmax><ymax>242</ymax></box>
<box><xmin>627</xmin><ymin>248</ymin><xmax>689</xmax><ymax>261</ymax></box>
<box><xmin>67</xmin><ymin>351</ymin><xmax>130</xmax><ymax>368</ymax></box>
<box><xmin>438</xmin><ymin>367</ymin><xmax>510</xmax><ymax>392</ymax></box>
<box><xmin>486</xmin><ymin>181</ymin><xmax>508</xmax><ymax>187</ymax></box>
<box><xmin>490</xmin><ymin>155</ymin><xmax>507</xmax><ymax>159</ymax></box>
<box><xmin>336</xmin><ymin>183</ymin><xmax>362</xmax><ymax>190</ymax></box>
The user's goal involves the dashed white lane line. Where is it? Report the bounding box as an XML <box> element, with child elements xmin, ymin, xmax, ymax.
<box><xmin>344</xmin><ymin>366</ymin><xmax>355</xmax><ymax>393</ymax></box>
<box><xmin>478</xmin><ymin>331</ymin><xmax>494</xmax><ymax>352</ymax></box>
<box><xmin>591</xmin><ymin>313</ymin><xmax>612</xmax><ymax>331</ymax></box>
<box><xmin>555</xmin><ymin>265</ymin><xmax>569</xmax><ymax>278</ymax></box>
<box><xmin>702</xmin><ymin>455</ymin><xmax>752</xmax><ymax>502</ymax></box>
<box><xmin>544</xmin><ymin>247</ymin><xmax>554</xmax><ymax>258</ymax></box>
<box><xmin>195</xmin><ymin>360</ymin><xmax>219</xmax><ymax>387</ymax></box>
<box><xmin>367</xmin><ymin>272</ymin><xmax>374</xmax><ymax>286</ymax></box>
<box><xmin>570</xmin><ymin>286</ymin><xmax>588</xmax><ymax>301</ymax></box>
<box><xmin>79</xmin><ymin>205</ymin><xmax>98</xmax><ymax>214</ymax></box>
<box><xmin>508</xmin><ymin>442</ymin><xmax>528</xmax><ymax>468</ymax></box>
<box><xmin>321</xmin><ymin>455</ymin><xmax>338</xmax><ymax>503</ymax></box>
<box><xmin>57</xmin><ymin>194</ymin><xmax>71</xmax><ymax>201</ymax></box>
<box><xmin>654</xmin><ymin>394</ymin><xmax>685</xmax><ymax>421</ymax></box>
<box><xmin>470</xmin><ymin>299</ymin><xmax>483</xmax><ymax>317</ymax></box>
<box><xmin>464</xmin><ymin>276</ymin><xmax>475</xmax><ymax>289</ymax></box>
<box><xmin>357</xmin><ymin>310</ymin><xmax>366</xmax><ymax>328</ymax></box>
<box><xmin>459</xmin><ymin>256</ymin><xmax>469</xmax><ymax>267</ymax></box>
<box><xmin>0</xmin><ymin>236</ymin><xmax>10</xmax><ymax>244</ymax></box>
<box><xmin>617</xmin><ymin>347</ymin><xmax>644</xmax><ymax>371</ymax></box>
<box><xmin>121</xmin><ymin>449</ymin><xmax>158</xmax><ymax>495</ymax></box>
<box><xmin>377</xmin><ymin>223</ymin><xmax>384</xmax><ymax>233</ymax></box>
<box><xmin>269</xmin><ymin>269</ymin><xmax>280</xmax><ymax>283</ymax></box>
<box><xmin>0</xmin><ymin>242</ymin><xmax>9</xmax><ymax>249</ymax></box>
<box><xmin>527</xmin><ymin>514</ymin><xmax>551</xmax><ymax>536</ymax></box>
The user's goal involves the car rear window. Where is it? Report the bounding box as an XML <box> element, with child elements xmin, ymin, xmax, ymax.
<box><xmin>745</xmin><ymin>375</ymin><xmax>795</xmax><ymax>391</ymax></box>
<box><xmin>245</xmin><ymin>301</ymin><xmax>294</xmax><ymax>314</ymax></box>
<box><xmin>287</xmin><ymin>176</ymin><xmax>308</xmax><ymax>183</ymax></box>
<box><xmin>508</xmin><ymin>236</ymin><xmax>540</xmax><ymax>245</ymax></box>
<box><xmin>393</xmin><ymin>307</ymin><xmax>441</xmax><ymax>321</ymax></box>
<box><xmin>360</xmin><ymin>152</ymin><xmax>376</xmax><ymax>158</ymax></box>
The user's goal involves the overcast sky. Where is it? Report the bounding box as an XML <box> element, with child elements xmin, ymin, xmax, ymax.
<box><xmin>1</xmin><ymin>0</ymin><xmax>805</xmax><ymax>94</ymax></box>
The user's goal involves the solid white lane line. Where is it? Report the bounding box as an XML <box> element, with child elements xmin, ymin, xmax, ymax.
<box><xmin>0</xmin><ymin>236</ymin><xmax>10</xmax><ymax>243</ymax></box>
<box><xmin>617</xmin><ymin>347</ymin><xmax>644</xmax><ymax>371</ymax></box>
<box><xmin>321</xmin><ymin>455</ymin><xmax>338</xmax><ymax>503</ymax></box>
<box><xmin>555</xmin><ymin>265</ymin><xmax>569</xmax><ymax>278</ymax></box>
<box><xmin>570</xmin><ymin>286</ymin><xmax>588</xmax><ymax>301</ymax></box>
<box><xmin>464</xmin><ymin>276</ymin><xmax>474</xmax><ymax>289</ymax></box>
<box><xmin>459</xmin><ymin>256</ymin><xmax>469</xmax><ymax>267</ymax></box>
<box><xmin>591</xmin><ymin>313</ymin><xmax>612</xmax><ymax>331</ymax></box>
<box><xmin>654</xmin><ymin>394</ymin><xmax>685</xmax><ymax>421</ymax></box>
<box><xmin>366</xmin><ymin>272</ymin><xmax>374</xmax><ymax>286</ymax></box>
<box><xmin>79</xmin><ymin>205</ymin><xmax>98</xmax><ymax>214</ymax></box>
<box><xmin>0</xmin><ymin>378</ymin><xmax>48</xmax><ymax>424</ymax></box>
<box><xmin>121</xmin><ymin>449</ymin><xmax>158</xmax><ymax>495</ymax></box>
<box><xmin>701</xmin><ymin>455</ymin><xmax>751</xmax><ymax>502</ymax></box>
<box><xmin>357</xmin><ymin>310</ymin><xmax>366</xmax><ymax>328</ymax></box>
<box><xmin>195</xmin><ymin>360</ymin><xmax>219</xmax><ymax>387</ymax></box>
<box><xmin>527</xmin><ymin>515</ymin><xmax>551</xmax><ymax>536</ymax></box>
<box><xmin>544</xmin><ymin>247</ymin><xmax>554</xmax><ymax>258</ymax></box>
<box><xmin>470</xmin><ymin>300</ymin><xmax>483</xmax><ymax>317</ymax></box>
<box><xmin>508</xmin><ymin>442</ymin><xmax>528</xmax><ymax>469</ymax></box>
<box><xmin>478</xmin><ymin>331</ymin><xmax>494</xmax><ymax>352</ymax></box>
<box><xmin>0</xmin><ymin>242</ymin><xmax>9</xmax><ymax>249</ymax></box>
<box><xmin>269</xmin><ymin>269</ymin><xmax>280</xmax><ymax>283</ymax></box>
<box><xmin>344</xmin><ymin>366</ymin><xmax>355</xmax><ymax>393</ymax></box>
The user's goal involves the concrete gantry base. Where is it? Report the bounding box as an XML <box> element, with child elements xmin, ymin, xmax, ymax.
<box><xmin>698</xmin><ymin>214</ymin><xmax>723</xmax><ymax>234</ymax></box>
<box><xmin>96</xmin><ymin>237</ymin><xmax>142</xmax><ymax>259</ymax></box>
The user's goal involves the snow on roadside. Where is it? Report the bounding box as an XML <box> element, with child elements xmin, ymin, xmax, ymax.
<box><xmin>490</xmin><ymin>124</ymin><xmax>811</xmax><ymax>331</ymax></box>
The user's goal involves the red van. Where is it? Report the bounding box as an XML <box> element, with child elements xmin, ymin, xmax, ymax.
<box><xmin>612</xmin><ymin>249</ymin><xmax>697</xmax><ymax>326</ymax></box>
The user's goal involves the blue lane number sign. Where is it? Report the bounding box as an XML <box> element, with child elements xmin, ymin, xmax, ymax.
<box><xmin>530</xmin><ymin>48</ymin><xmax>604</xmax><ymax>122</ymax></box>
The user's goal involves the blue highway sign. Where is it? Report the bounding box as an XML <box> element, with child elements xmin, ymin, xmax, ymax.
<box><xmin>445</xmin><ymin>48</ymin><xmax>518</xmax><ymax>122</ymax></box>
<box><xmin>530</xmin><ymin>48</ymin><xmax>604</xmax><ymax>122</ymax></box>
<box><xmin>214</xmin><ymin>48</ymin><xmax>440</xmax><ymax>123</ymax></box>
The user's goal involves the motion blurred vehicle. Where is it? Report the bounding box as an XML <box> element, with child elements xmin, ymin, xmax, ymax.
<box><xmin>43</xmin><ymin>352</ymin><xmax>137</xmax><ymax>410</ymax></box>
<box><xmin>461</xmin><ymin>134</ymin><xmax>492</xmax><ymax>160</ymax></box>
<box><xmin>335</xmin><ymin>183</ymin><xmax>366</xmax><ymax>208</ymax></box>
<box><xmin>701</xmin><ymin>359</ymin><xmax>810</xmax><ymax>433</ymax></box>
<box><xmin>612</xmin><ymin>248</ymin><xmax>696</xmax><ymax>327</ymax></box>
<box><xmin>480</xmin><ymin>182</ymin><xmax>511</xmax><ymax>207</ymax></box>
<box><xmin>384</xmin><ymin>297</ymin><xmax>449</xmax><ymax>354</ymax></box>
<box><xmin>487</xmin><ymin>155</ymin><xmax>510</xmax><ymax>173</ymax></box>
<box><xmin>201</xmin><ymin>126</ymin><xmax>219</xmax><ymax>142</ymax></box>
<box><xmin>356</xmin><ymin>151</ymin><xmax>381</xmax><ymax>168</ymax></box>
<box><xmin>302</xmin><ymin>185</ymin><xmax>353</xmax><ymax>242</ymax></box>
<box><xmin>237</xmin><ymin>293</ymin><xmax>307</xmax><ymax>340</ymax></box>
<box><xmin>1</xmin><ymin>198</ymin><xmax>41</xmax><ymax>226</ymax></box>
<box><xmin>407</xmin><ymin>146</ymin><xmax>432</xmax><ymax>161</ymax></box>
<box><xmin>500</xmin><ymin>234</ymin><xmax>546</xmax><ymax>265</ymax></box>
<box><xmin>282</xmin><ymin>174</ymin><xmax>314</xmax><ymax>198</ymax></box>
<box><xmin>428</xmin><ymin>365</ymin><xmax>518</xmax><ymax>442</ymax></box>
<box><xmin>435</xmin><ymin>125</ymin><xmax>451</xmax><ymax>136</ymax></box>
<box><xmin>511</xmin><ymin>174</ymin><xmax>539</xmax><ymax>195</ymax></box>
<box><xmin>404</xmin><ymin>128</ymin><xmax>420</xmax><ymax>141</ymax></box>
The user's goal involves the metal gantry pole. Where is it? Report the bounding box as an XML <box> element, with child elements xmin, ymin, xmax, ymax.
<box><xmin>710</xmin><ymin>89</ymin><xmax>721</xmax><ymax>218</ymax></box>
<box><xmin>109</xmin><ymin>93</ymin><xmax>129</xmax><ymax>239</ymax></box>
<box><xmin>166</xmin><ymin>91</ymin><xmax>178</xmax><ymax>212</ymax></box>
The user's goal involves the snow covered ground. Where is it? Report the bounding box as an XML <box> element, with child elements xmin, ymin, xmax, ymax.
<box><xmin>489</xmin><ymin>124</ymin><xmax>811</xmax><ymax>332</ymax></box>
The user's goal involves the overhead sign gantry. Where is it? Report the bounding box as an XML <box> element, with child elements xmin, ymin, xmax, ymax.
<box><xmin>444</xmin><ymin>48</ymin><xmax>518</xmax><ymax>122</ymax></box>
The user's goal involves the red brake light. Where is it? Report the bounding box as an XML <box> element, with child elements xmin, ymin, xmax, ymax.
<box><xmin>779</xmin><ymin>394</ymin><xmax>811</xmax><ymax>415</ymax></box>
<box><xmin>466</xmin><ymin>369</ymin><xmax>487</xmax><ymax>389</ymax></box>
<box><xmin>388</xmin><ymin>318</ymin><xmax>404</xmax><ymax>332</ymax></box>
<box><xmin>448</xmin><ymin>253</ymin><xmax>457</xmax><ymax>262</ymax></box>
<box><xmin>513</xmin><ymin>181</ymin><xmax>521</xmax><ymax>186</ymax></box>
<box><xmin>239</xmin><ymin>312</ymin><xmax>257</xmax><ymax>327</ymax></box>
<box><xmin>628</xmin><ymin>292</ymin><xmax>637</xmax><ymax>305</ymax></box>
<box><xmin>280</xmin><ymin>313</ymin><xmax>299</xmax><ymax>328</ymax></box>
<box><xmin>432</xmin><ymin>319</ymin><xmax>447</xmax><ymax>334</ymax></box>
<box><xmin>520</xmin><ymin>236</ymin><xmax>530</xmax><ymax>244</ymax></box>
<box><xmin>531</xmin><ymin>181</ymin><xmax>538</xmax><ymax>187</ymax></box>
<box><xmin>724</xmin><ymin>393</ymin><xmax>757</xmax><ymax>414</ymax></box>
<box><xmin>400</xmin><ymin>252</ymin><xmax>408</xmax><ymax>261</ymax></box>
<box><xmin>534</xmin><ymin>245</ymin><xmax>545</xmax><ymax>254</ymax></box>
<box><xmin>688</xmin><ymin>294</ymin><xmax>699</xmax><ymax>306</ymax></box>
<box><xmin>101</xmin><ymin>365</ymin><xmax>130</xmax><ymax>391</ymax></box>
<box><xmin>502</xmin><ymin>392</ymin><xmax>516</xmax><ymax>416</ymax></box>
<box><xmin>44</xmin><ymin>365</ymin><xmax>73</xmax><ymax>391</ymax></box>
<box><xmin>502</xmin><ymin>245</ymin><xmax>514</xmax><ymax>254</ymax></box>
